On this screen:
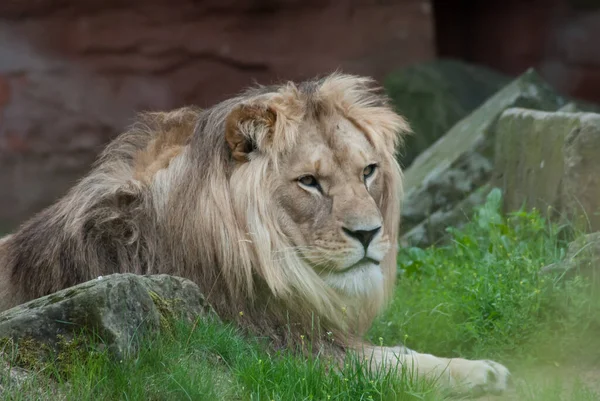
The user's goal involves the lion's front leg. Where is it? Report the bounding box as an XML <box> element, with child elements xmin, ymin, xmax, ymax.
<box><xmin>359</xmin><ymin>345</ymin><xmax>510</xmax><ymax>396</ymax></box>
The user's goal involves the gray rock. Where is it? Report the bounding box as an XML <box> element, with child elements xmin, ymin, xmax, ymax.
<box><xmin>401</xmin><ymin>152</ymin><xmax>493</xmax><ymax>230</ymax></box>
<box><xmin>572</xmin><ymin>99</ymin><xmax>600</xmax><ymax>113</ymax></box>
<box><xmin>563</xmin><ymin>114</ymin><xmax>600</xmax><ymax>232</ymax></box>
<box><xmin>541</xmin><ymin>232</ymin><xmax>600</xmax><ymax>284</ymax></box>
<box><xmin>0</xmin><ymin>273</ymin><xmax>217</xmax><ymax>360</ymax></box>
<box><xmin>494</xmin><ymin>108</ymin><xmax>600</xmax><ymax>232</ymax></box>
<box><xmin>558</xmin><ymin>102</ymin><xmax>580</xmax><ymax>113</ymax></box>
<box><xmin>556</xmin><ymin>100</ymin><xmax>600</xmax><ymax>113</ymax></box>
<box><xmin>0</xmin><ymin>357</ymin><xmax>31</xmax><ymax>395</ymax></box>
<box><xmin>401</xmin><ymin>183</ymin><xmax>493</xmax><ymax>247</ymax></box>
<box><xmin>400</xmin><ymin>69</ymin><xmax>566</xmax><ymax>247</ymax></box>
<box><xmin>0</xmin><ymin>355</ymin><xmax>64</xmax><ymax>399</ymax></box>
<box><xmin>494</xmin><ymin>108</ymin><xmax>575</xmax><ymax>215</ymax></box>
<box><xmin>384</xmin><ymin>59</ymin><xmax>510</xmax><ymax>167</ymax></box>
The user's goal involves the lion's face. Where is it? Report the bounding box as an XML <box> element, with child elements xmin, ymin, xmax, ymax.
<box><xmin>273</xmin><ymin>115</ymin><xmax>390</xmax><ymax>296</ymax></box>
<box><xmin>224</xmin><ymin>75</ymin><xmax>406</xmax><ymax>307</ymax></box>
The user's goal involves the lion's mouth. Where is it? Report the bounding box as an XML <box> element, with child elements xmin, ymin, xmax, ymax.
<box><xmin>338</xmin><ymin>257</ymin><xmax>380</xmax><ymax>274</ymax></box>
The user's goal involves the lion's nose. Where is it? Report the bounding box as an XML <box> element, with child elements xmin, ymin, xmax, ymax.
<box><xmin>342</xmin><ymin>226</ymin><xmax>381</xmax><ymax>250</ymax></box>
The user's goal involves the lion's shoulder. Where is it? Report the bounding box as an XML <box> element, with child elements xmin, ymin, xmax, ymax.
<box><xmin>128</xmin><ymin>107</ymin><xmax>201</xmax><ymax>182</ymax></box>
<box><xmin>93</xmin><ymin>107</ymin><xmax>202</xmax><ymax>184</ymax></box>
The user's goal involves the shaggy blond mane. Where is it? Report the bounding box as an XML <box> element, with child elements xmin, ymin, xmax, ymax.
<box><xmin>0</xmin><ymin>74</ymin><xmax>408</xmax><ymax>352</ymax></box>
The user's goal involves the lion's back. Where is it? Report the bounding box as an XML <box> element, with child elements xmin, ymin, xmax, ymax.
<box><xmin>0</xmin><ymin>107</ymin><xmax>203</xmax><ymax>312</ymax></box>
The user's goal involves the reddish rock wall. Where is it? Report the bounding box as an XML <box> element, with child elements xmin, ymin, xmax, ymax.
<box><xmin>0</xmin><ymin>0</ymin><xmax>434</xmax><ymax>229</ymax></box>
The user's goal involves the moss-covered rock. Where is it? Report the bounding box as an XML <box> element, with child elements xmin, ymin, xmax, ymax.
<box><xmin>494</xmin><ymin>108</ymin><xmax>575</xmax><ymax>216</ymax></box>
<box><xmin>400</xmin><ymin>69</ymin><xmax>566</xmax><ymax>247</ymax></box>
<box><xmin>494</xmin><ymin>108</ymin><xmax>600</xmax><ymax>232</ymax></box>
<box><xmin>384</xmin><ymin>59</ymin><xmax>510</xmax><ymax>167</ymax></box>
<box><xmin>541</xmin><ymin>232</ymin><xmax>600</xmax><ymax>284</ymax></box>
<box><xmin>0</xmin><ymin>333</ymin><xmax>90</xmax><ymax>379</ymax></box>
<box><xmin>0</xmin><ymin>274</ymin><xmax>218</xmax><ymax>362</ymax></box>
<box><xmin>0</xmin><ymin>346</ymin><xmax>59</xmax><ymax>399</ymax></box>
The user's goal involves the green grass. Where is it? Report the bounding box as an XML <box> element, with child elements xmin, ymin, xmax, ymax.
<box><xmin>2</xmin><ymin>189</ymin><xmax>600</xmax><ymax>400</ymax></box>
<box><xmin>1</xmin><ymin>319</ymin><xmax>442</xmax><ymax>401</ymax></box>
<box><xmin>367</xmin><ymin>189</ymin><xmax>600</xmax><ymax>399</ymax></box>
<box><xmin>368</xmin><ymin>190</ymin><xmax>600</xmax><ymax>366</ymax></box>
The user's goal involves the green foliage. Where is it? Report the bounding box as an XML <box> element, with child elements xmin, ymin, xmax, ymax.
<box><xmin>2</xmin><ymin>319</ymin><xmax>444</xmax><ymax>401</ymax></box>
<box><xmin>369</xmin><ymin>189</ymin><xmax>600</xmax><ymax>369</ymax></box>
<box><xmin>2</xmin><ymin>188</ymin><xmax>600</xmax><ymax>400</ymax></box>
<box><xmin>0</xmin><ymin>333</ymin><xmax>95</xmax><ymax>379</ymax></box>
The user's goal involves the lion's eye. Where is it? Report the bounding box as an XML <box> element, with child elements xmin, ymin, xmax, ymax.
<box><xmin>298</xmin><ymin>175</ymin><xmax>321</xmax><ymax>190</ymax></box>
<box><xmin>363</xmin><ymin>164</ymin><xmax>377</xmax><ymax>180</ymax></box>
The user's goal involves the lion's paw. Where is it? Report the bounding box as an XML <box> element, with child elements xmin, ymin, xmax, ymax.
<box><xmin>448</xmin><ymin>358</ymin><xmax>510</xmax><ymax>396</ymax></box>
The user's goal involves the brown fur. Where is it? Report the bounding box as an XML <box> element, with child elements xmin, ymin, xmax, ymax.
<box><xmin>0</xmin><ymin>73</ymin><xmax>510</xmax><ymax>395</ymax></box>
<box><xmin>132</xmin><ymin>108</ymin><xmax>198</xmax><ymax>183</ymax></box>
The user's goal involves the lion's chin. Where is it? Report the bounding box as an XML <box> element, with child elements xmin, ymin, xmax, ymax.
<box><xmin>321</xmin><ymin>262</ymin><xmax>384</xmax><ymax>297</ymax></box>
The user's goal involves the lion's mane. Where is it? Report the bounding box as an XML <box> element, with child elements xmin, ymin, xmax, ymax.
<box><xmin>0</xmin><ymin>74</ymin><xmax>408</xmax><ymax>353</ymax></box>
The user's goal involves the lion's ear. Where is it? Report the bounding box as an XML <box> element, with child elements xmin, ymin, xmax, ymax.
<box><xmin>225</xmin><ymin>104</ymin><xmax>277</xmax><ymax>163</ymax></box>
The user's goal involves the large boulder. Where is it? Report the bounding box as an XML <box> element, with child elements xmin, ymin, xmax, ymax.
<box><xmin>494</xmin><ymin>108</ymin><xmax>600</xmax><ymax>232</ymax></box>
<box><xmin>0</xmin><ymin>273</ymin><xmax>216</xmax><ymax>361</ymax></box>
<box><xmin>384</xmin><ymin>59</ymin><xmax>510</xmax><ymax>167</ymax></box>
<box><xmin>400</xmin><ymin>69</ymin><xmax>566</xmax><ymax>247</ymax></box>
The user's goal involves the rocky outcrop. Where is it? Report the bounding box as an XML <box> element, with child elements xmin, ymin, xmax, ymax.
<box><xmin>494</xmin><ymin>108</ymin><xmax>600</xmax><ymax>232</ymax></box>
<box><xmin>0</xmin><ymin>358</ymin><xmax>62</xmax><ymax>399</ymax></box>
<box><xmin>400</xmin><ymin>69</ymin><xmax>566</xmax><ymax>247</ymax></box>
<box><xmin>0</xmin><ymin>0</ymin><xmax>435</xmax><ymax>230</ymax></box>
<box><xmin>400</xmin><ymin>183</ymin><xmax>492</xmax><ymax>247</ymax></box>
<box><xmin>385</xmin><ymin>59</ymin><xmax>510</xmax><ymax>167</ymax></box>
<box><xmin>0</xmin><ymin>274</ymin><xmax>216</xmax><ymax>360</ymax></box>
<box><xmin>541</xmin><ymin>232</ymin><xmax>600</xmax><ymax>284</ymax></box>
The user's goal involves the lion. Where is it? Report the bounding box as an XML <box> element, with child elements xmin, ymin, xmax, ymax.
<box><xmin>0</xmin><ymin>73</ymin><xmax>509</xmax><ymax>396</ymax></box>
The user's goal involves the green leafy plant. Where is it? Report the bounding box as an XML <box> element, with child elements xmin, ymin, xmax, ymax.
<box><xmin>369</xmin><ymin>189</ymin><xmax>600</xmax><ymax>369</ymax></box>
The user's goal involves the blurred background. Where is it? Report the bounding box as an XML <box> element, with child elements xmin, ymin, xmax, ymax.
<box><xmin>0</xmin><ymin>0</ymin><xmax>599</xmax><ymax>231</ymax></box>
